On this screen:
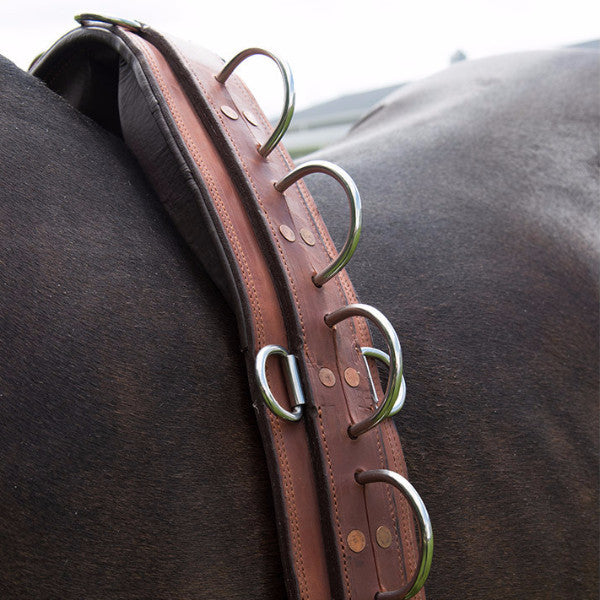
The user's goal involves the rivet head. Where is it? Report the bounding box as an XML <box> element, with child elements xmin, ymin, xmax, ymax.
<box><xmin>221</xmin><ymin>105</ymin><xmax>239</xmax><ymax>120</ymax></box>
<box><xmin>347</xmin><ymin>529</ymin><xmax>366</xmax><ymax>553</ymax></box>
<box><xmin>299</xmin><ymin>227</ymin><xmax>316</xmax><ymax>246</ymax></box>
<box><xmin>279</xmin><ymin>224</ymin><xmax>296</xmax><ymax>242</ymax></box>
<box><xmin>376</xmin><ymin>525</ymin><xmax>392</xmax><ymax>549</ymax></box>
<box><xmin>243</xmin><ymin>110</ymin><xmax>259</xmax><ymax>126</ymax></box>
<box><xmin>319</xmin><ymin>367</ymin><xmax>336</xmax><ymax>387</ymax></box>
<box><xmin>344</xmin><ymin>367</ymin><xmax>360</xmax><ymax>387</ymax></box>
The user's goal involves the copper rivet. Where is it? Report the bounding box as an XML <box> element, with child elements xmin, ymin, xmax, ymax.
<box><xmin>221</xmin><ymin>105</ymin><xmax>239</xmax><ymax>120</ymax></box>
<box><xmin>376</xmin><ymin>526</ymin><xmax>392</xmax><ymax>549</ymax></box>
<box><xmin>347</xmin><ymin>529</ymin><xmax>366</xmax><ymax>553</ymax></box>
<box><xmin>299</xmin><ymin>227</ymin><xmax>316</xmax><ymax>246</ymax></box>
<box><xmin>319</xmin><ymin>367</ymin><xmax>336</xmax><ymax>387</ymax></box>
<box><xmin>344</xmin><ymin>367</ymin><xmax>360</xmax><ymax>387</ymax></box>
<box><xmin>243</xmin><ymin>110</ymin><xmax>259</xmax><ymax>126</ymax></box>
<box><xmin>279</xmin><ymin>224</ymin><xmax>296</xmax><ymax>242</ymax></box>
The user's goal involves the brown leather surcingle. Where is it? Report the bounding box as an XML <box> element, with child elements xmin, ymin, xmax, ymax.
<box><xmin>31</xmin><ymin>14</ymin><xmax>432</xmax><ymax>599</ymax></box>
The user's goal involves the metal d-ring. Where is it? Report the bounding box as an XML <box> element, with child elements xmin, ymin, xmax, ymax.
<box><xmin>361</xmin><ymin>347</ymin><xmax>406</xmax><ymax>417</ymax></box>
<box><xmin>355</xmin><ymin>469</ymin><xmax>433</xmax><ymax>600</ymax></box>
<box><xmin>275</xmin><ymin>160</ymin><xmax>362</xmax><ymax>287</ymax></box>
<box><xmin>255</xmin><ymin>345</ymin><xmax>305</xmax><ymax>421</ymax></box>
<box><xmin>324</xmin><ymin>304</ymin><xmax>400</xmax><ymax>437</ymax></box>
<box><xmin>216</xmin><ymin>48</ymin><xmax>295</xmax><ymax>158</ymax></box>
<box><xmin>74</xmin><ymin>13</ymin><xmax>146</xmax><ymax>31</ymax></box>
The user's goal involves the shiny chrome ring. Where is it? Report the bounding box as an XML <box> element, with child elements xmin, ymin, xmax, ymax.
<box><xmin>325</xmin><ymin>304</ymin><xmax>401</xmax><ymax>437</ymax></box>
<box><xmin>361</xmin><ymin>346</ymin><xmax>406</xmax><ymax>417</ymax></box>
<box><xmin>355</xmin><ymin>469</ymin><xmax>433</xmax><ymax>600</ymax></box>
<box><xmin>216</xmin><ymin>48</ymin><xmax>295</xmax><ymax>158</ymax></box>
<box><xmin>275</xmin><ymin>160</ymin><xmax>362</xmax><ymax>287</ymax></box>
<box><xmin>75</xmin><ymin>13</ymin><xmax>146</xmax><ymax>31</ymax></box>
<box><xmin>255</xmin><ymin>345</ymin><xmax>305</xmax><ymax>421</ymax></box>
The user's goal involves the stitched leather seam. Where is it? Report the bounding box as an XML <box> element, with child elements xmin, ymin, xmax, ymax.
<box><xmin>317</xmin><ymin>406</ymin><xmax>352</xmax><ymax>597</ymax></box>
<box><xmin>375</xmin><ymin>425</ymin><xmax>409</xmax><ymax>584</ymax></box>
<box><xmin>270</xmin><ymin>414</ymin><xmax>309</xmax><ymax>594</ymax></box>
<box><xmin>147</xmin><ymin>40</ymin><xmax>310</xmax><ymax>598</ymax></box>
<box><xmin>136</xmin><ymin>47</ymin><xmax>312</xmax><ymax>591</ymax></box>
<box><xmin>172</xmin><ymin>56</ymin><xmax>311</xmax><ymax>599</ymax></box>
<box><xmin>182</xmin><ymin>65</ymin><xmax>312</xmax><ymax>598</ymax></box>
<box><xmin>384</xmin><ymin>419</ymin><xmax>418</xmax><ymax>583</ymax></box>
<box><xmin>137</xmin><ymin>41</ymin><xmax>266</xmax><ymax>350</ymax></box>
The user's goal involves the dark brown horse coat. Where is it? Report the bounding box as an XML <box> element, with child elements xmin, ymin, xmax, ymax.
<box><xmin>0</xmin><ymin>46</ymin><xmax>597</xmax><ymax>598</ymax></box>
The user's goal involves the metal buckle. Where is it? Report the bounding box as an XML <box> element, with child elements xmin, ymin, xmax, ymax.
<box><xmin>361</xmin><ymin>347</ymin><xmax>406</xmax><ymax>417</ymax></box>
<box><xmin>74</xmin><ymin>13</ymin><xmax>146</xmax><ymax>32</ymax></box>
<box><xmin>355</xmin><ymin>469</ymin><xmax>433</xmax><ymax>599</ymax></box>
<box><xmin>275</xmin><ymin>160</ymin><xmax>362</xmax><ymax>287</ymax></box>
<box><xmin>325</xmin><ymin>304</ymin><xmax>402</xmax><ymax>437</ymax></box>
<box><xmin>216</xmin><ymin>49</ymin><xmax>295</xmax><ymax>158</ymax></box>
<box><xmin>255</xmin><ymin>345</ymin><xmax>305</xmax><ymax>421</ymax></box>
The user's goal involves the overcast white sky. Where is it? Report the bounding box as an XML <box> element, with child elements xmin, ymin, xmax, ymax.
<box><xmin>1</xmin><ymin>0</ymin><xmax>598</xmax><ymax>115</ymax></box>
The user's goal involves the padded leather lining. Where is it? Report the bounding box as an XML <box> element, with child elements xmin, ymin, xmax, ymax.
<box><xmin>33</xmin><ymin>32</ymin><xmax>123</xmax><ymax>137</ymax></box>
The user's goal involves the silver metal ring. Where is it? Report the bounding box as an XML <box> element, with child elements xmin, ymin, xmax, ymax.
<box><xmin>255</xmin><ymin>345</ymin><xmax>305</xmax><ymax>421</ymax></box>
<box><xmin>74</xmin><ymin>13</ymin><xmax>146</xmax><ymax>31</ymax></box>
<box><xmin>361</xmin><ymin>347</ymin><xmax>406</xmax><ymax>417</ymax></box>
<box><xmin>355</xmin><ymin>469</ymin><xmax>433</xmax><ymax>600</ymax></box>
<box><xmin>325</xmin><ymin>304</ymin><xmax>400</xmax><ymax>437</ymax></box>
<box><xmin>216</xmin><ymin>49</ymin><xmax>295</xmax><ymax>158</ymax></box>
<box><xmin>275</xmin><ymin>160</ymin><xmax>362</xmax><ymax>287</ymax></box>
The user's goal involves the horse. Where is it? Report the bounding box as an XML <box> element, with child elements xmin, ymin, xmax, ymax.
<box><xmin>0</xmin><ymin>40</ymin><xmax>597</xmax><ymax>599</ymax></box>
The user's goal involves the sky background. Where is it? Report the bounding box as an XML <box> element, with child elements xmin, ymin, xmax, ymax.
<box><xmin>1</xmin><ymin>0</ymin><xmax>598</xmax><ymax>115</ymax></box>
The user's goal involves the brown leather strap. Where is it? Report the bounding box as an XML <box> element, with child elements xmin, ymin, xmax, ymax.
<box><xmin>31</xmin><ymin>19</ymin><xmax>425</xmax><ymax>600</ymax></box>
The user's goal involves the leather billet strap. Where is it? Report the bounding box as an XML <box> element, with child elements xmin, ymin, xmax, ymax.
<box><xmin>31</xmin><ymin>19</ymin><xmax>426</xmax><ymax>600</ymax></box>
